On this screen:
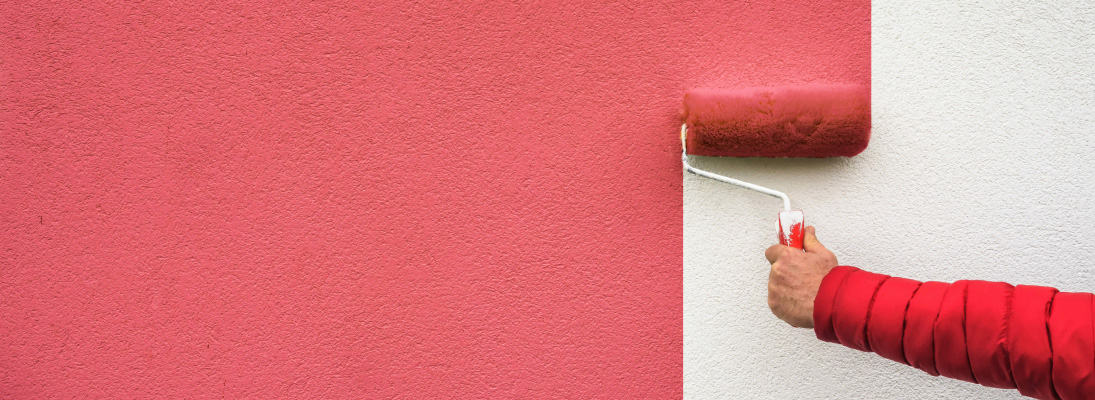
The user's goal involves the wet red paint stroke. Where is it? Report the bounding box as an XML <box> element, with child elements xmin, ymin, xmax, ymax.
<box><xmin>0</xmin><ymin>1</ymin><xmax>868</xmax><ymax>397</ymax></box>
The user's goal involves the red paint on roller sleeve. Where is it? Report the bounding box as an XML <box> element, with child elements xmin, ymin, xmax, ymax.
<box><xmin>684</xmin><ymin>85</ymin><xmax>871</xmax><ymax>158</ymax></box>
<box><xmin>1</xmin><ymin>0</ymin><xmax>869</xmax><ymax>397</ymax></box>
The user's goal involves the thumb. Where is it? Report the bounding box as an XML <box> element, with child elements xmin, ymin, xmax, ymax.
<box><xmin>803</xmin><ymin>226</ymin><xmax>826</xmax><ymax>253</ymax></box>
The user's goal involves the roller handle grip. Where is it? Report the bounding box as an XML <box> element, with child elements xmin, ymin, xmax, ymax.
<box><xmin>777</xmin><ymin>210</ymin><xmax>805</xmax><ymax>250</ymax></box>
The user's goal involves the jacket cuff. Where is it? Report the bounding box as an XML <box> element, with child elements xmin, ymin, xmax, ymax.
<box><xmin>814</xmin><ymin>266</ymin><xmax>859</xmax><ymax>343</ymax></box>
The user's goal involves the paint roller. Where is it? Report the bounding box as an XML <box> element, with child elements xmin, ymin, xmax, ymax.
<box><xmin>680</xmin><ymin>84</ymin><xmax>870</xmax><ymax>249</ymax></box>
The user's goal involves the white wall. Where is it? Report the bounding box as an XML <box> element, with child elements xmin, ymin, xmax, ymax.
<box><xmin>684</xmin><ymin>1</ymin><xmax>1095</xmax><ymax>398</ymax></box>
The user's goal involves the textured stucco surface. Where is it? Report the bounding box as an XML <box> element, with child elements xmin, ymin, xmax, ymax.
<box><xmin>0</xmin><ymin>1</ymin><xmax>693</xmax><ymax>398</ymax></box>
<box><xmin>686</xmin><ymin>1</ymin><xmax>1094</xmax><ymax>399</ymax></box>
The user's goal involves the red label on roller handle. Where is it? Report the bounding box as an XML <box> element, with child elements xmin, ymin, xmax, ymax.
<box><xmin>777</xmin><ymin>211</ymin><xmax>805</xmax><ymax>249</ymax></box>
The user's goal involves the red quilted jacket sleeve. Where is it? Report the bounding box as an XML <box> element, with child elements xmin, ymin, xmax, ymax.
<box><xmin>814</xmin><ymin>266</ymin><xmax>1095</xmax><ymax>400</ymax></box>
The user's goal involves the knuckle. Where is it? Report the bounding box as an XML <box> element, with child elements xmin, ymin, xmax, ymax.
<box><xmin>765</xmin><ymin>247</ymin><xmax>782</xmax><ymax>264</ymax></box>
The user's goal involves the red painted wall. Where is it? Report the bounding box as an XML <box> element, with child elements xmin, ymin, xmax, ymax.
<box><xmin>1</xmin><ymin>1</ymin><xmax>868</xmax><ymax>398</ymax></box>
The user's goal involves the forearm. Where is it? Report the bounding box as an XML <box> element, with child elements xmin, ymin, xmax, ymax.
<box><xmin>814</xmin><ymin>266</ymin><xmax>1094</xmax><ymax>400</ymax></box>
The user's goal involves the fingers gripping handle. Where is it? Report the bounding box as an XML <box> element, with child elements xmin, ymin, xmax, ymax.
<box><xmin>777</xmin><ymin>211</ymin><xmax>805</xmax><ymax>250</ymax></box>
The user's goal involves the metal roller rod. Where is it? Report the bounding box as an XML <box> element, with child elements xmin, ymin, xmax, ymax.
<box><xmin>681</xmin><ymin>123</ymin><xmax>792</xmax><ymax>211</ymax></box>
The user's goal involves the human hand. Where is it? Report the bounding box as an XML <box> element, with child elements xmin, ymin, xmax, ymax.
<box><xmin>764</xmin><ymin>226</ymin><xmax>838</xmax><ymax>328</ymax></box>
